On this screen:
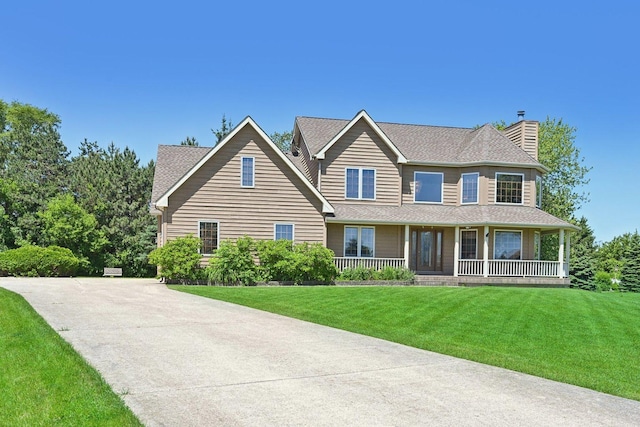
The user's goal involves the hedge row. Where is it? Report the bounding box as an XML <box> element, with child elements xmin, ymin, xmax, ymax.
<box><xmin>0</xmin><ymin>246</ymin><xmax>80</xmax><ymax>277</ymax></box>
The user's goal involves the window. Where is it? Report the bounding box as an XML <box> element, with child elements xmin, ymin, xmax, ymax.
<box><xmin>494</xmin><ymin>230</ymin><xmax>522</xmax><ymax>260</ymax></box>
<box><xmin>274</xmin><ymin>223</ymin><xmax>294</xmax><ymax>241</ymax></box>
<box><xmin>199</xmin><ymin>221</ymin><xmax>219</xmax><ymax>255</ymax></box>
<box><xmin>461</xmin><ymin>173</ymin><xmax>479</xmax><ymax>204</ymax></box>
<box><xmin>460</xmin><ymin>230</ymin><xmax>477</xmax><ymax>259</ymax></box>
<box><xmin>344</xmin><ymin>226</ymin><xmax>374</xmax><ymax>257</ymax></box>
<box><xmin>495</xmin><ymin>173</ymin><xmax>524</xmax><ymax>204</ymax></box>
<box><xmin>536</xmin><ymin>175</ymin><xmax>543</xmax><ymax>208</ymax></box>
<box><xmin>345</xmin><ymin>168</ymin><xmax>375</xmax><ymax>200</ymax></box>
<box><xmin>241</xmin><ymin>157</ymin><xmax>254</xmax><ymax>187</ymax></box>
<box><xmin>414</xmin><ymin>172</ymin><xmax>443</xmax><ymax>203</ymax></box>
<box><xmin>534</xmin><ymin>231</ymin><xmax>541</xmax><ymax>260</ymax></box>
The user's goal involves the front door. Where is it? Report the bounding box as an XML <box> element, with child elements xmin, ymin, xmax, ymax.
<box><xmin>410</xmin><ymin>228</ymin><xmax>443</xmax><ymax>272</ymax></box>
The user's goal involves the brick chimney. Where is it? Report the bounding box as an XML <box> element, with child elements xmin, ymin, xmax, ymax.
<box><xmin>503</xmin><ymin>111</ymin><xmax>539</xmax><ymax>160</ymax></box>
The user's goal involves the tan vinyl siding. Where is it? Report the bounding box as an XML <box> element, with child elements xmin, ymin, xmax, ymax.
<box><xmin>297</xmin><ymin>128</ymin><xmax>318</xmax><ymax>187</ymax></box>
<box><xmin>402</xmin><ymin>165</ymin><xmax>459</xmax><ymax>205</ymax></box>
<box><xmin>321</xmin><ymin>118</ymin><xmax>400</xmax><ymax>205</ymax></box>
<box><xmin>503</xmin><ymin>120</ymin><xmax>539</xmax><ymax>161</ymax></box>
<box><xmin>164</xmin><ymin>126</ymin><xmax>325</xmax><ymax>247</ymax></box>
<box><xmin>326</xmin><ymin>223</ymin><xmax>403</xmax><ymax>258</ymax></box>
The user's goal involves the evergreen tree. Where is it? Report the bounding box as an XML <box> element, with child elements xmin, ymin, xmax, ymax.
<box><xmin>211</xmin><ymin>114</ymin><xmax>234</xmax><ymax>144</ymax></box>
<box><xmin>620</xmin><ymin>232</ymin><xmax>640</xmax><ymax>292</ymax></box>
<box><xmin>569</xmin><ymin>217</ymin><xmax>596</xmax><ymax>290</ymax></box>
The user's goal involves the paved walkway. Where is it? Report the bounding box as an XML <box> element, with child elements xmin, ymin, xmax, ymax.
<box><xmin>2</xmin><ymin>277</ymin><xmax>639</xmax><ymax>426</ymax></box>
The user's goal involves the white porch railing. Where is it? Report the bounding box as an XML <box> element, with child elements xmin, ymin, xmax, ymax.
<box><xmin>458</xmin><ymin>259</ymin><xmax>565</xmax><ymax>277</ymax></box>
<box><xmin>334</xmin><ymin>257</ymin><xmax>406</xmax><ymax>272</ymax></box>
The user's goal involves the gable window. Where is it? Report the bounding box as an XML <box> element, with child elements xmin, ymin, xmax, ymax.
<box><xmin>344</xmin><ymin>226</ymin><xmax>374</xmax><ymax>257</ymax></box>
<box><xmin>241</xmin><ymin>156</ymin><xmax>254</xmax><ymax>188</ymax></box>
<box><xmin>274</xmin><ymin>223</ymin><xmax>294</xmax><ymax>241</ymax></box>
<box><xmin>495</xmin><ymin>173</ymin><xmax>524</xmax><ymax>204</ymax></box>
<box><xmin>536</xmin><ymin>175</ymin><xmax>543</xmax><ymax>208</ymax></box>
<box><xmin>199</xmin><ymin>221</ymin><xmax>219</xmax><ymax>255</ymax></box>
<box><xmin>494</xmin><ymin>230</ymin><xmax>522</xmax><ymax>260</ymax></box>
<box><xmin>345</xmin><ymin>168</ymin><xmax>375</xmax><ymax>200</ymax></box>
<box><xmin>461</xmin><ymin>173</ymin><xmax>479</xmax><ymax>204</ymax></box>
<box><xmin>414</xmin><ymin>172</ymin><xmax>443</xmax><ymax>203</ymax></box>
<box><xmin>460</xmin><ymin>230</ymin><xmax>478</xmax><ymax>259</ymax></box>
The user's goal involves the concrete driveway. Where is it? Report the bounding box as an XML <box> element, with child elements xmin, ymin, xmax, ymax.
<box><xmin>2</xmin><ymin>277</ymin><xmax>639</xmax><ymax>426</ymax></box>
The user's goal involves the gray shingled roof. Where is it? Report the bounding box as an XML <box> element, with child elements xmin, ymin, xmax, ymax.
<box><xmin>151</xmin><ymin>145</ymin><xmax>211</xmax><ymax>204</ymax></box>
<box><xmin>295</xmin><ymin>116</ymin><xmax>542</xmax><ymax>167</ymax></box>
<box><xmin>328</xmin><ymin>204</ymin><xmax>578</xmax><ymax>229</ymax></box>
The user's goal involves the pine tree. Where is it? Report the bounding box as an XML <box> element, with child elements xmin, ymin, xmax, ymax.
<box><xmin>569</xmin><ymin>217</ymin><xmax>596</xmax><ymax>290</ymax></box>
<box><xmin>620</xmin><ymin>232</ymin><xmax>640</xmax><ymax>292</ymax></box>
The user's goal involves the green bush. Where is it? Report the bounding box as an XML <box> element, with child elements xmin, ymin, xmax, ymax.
<box><xmin>0</xmin><ymin>245</ymin><xmax>79</xmax><ymax>277</ymax></box>
<box><xmin>148</xmin><ymin>235</ymin><xmax>203</xmax><ymax>283</ymax></box>
<box><xmin>338</xmin><ymin>266</ymin><xmax>414</xmax><ymax>281</ymax></box>
<box><xmin>594</xmin><ymin>271</ymin><xmax>613</xmax><ymax>292</ymax></box>
<box><xmin>256</xmin><ymin>240</ymin><xmax>338</xmax><ymax>284</ymax></box>
<box><xmin>207</xmin><ymin>236</ymin><xmax>261</xmax><ymax>286</ymax></box>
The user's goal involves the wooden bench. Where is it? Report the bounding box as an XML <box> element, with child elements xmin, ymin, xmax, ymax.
<box><xmin>103</xmin><ymin>267</ymin><xmax>123</xmax><ymax>277</ymax></box>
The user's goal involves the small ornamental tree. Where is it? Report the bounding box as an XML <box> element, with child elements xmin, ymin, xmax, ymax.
<box><xmin>148</xmin><ymin>235</ymin><xmax>203</xmax><ymax>283</ymax></box>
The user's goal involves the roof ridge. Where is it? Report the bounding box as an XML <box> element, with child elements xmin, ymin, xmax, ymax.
<box><xmin>296</xmin><ymin>115</ymin><xmax>474</xmax><ymax>130</ymax></box>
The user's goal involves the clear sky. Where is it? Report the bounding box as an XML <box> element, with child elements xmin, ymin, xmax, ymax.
<box><xmin>1</xmin><ymin>1</ymin><xmax>638</xmax><ymax>242</ymax></box>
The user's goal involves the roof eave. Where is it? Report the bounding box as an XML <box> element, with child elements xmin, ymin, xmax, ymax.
<box><xmin>406</xmin><ymin>160</ymin><xmax>548</xmax><ymax>173</ymax></box>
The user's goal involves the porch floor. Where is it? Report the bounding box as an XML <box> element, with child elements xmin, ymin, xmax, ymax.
<box><xmin>414</xmin><ymin>275</ymin><xmax>570</xmax><ymax>288</ymax></box>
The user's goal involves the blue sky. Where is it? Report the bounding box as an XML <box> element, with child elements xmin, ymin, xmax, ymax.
<box><xmin>1</xmin><ymin>1</ymin><xmax>638</xmax><ymax>242</ymax></box>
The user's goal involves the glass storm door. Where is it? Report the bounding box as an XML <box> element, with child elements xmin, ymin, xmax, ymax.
<box><xmin>410</xmin><ymin>228</ymin><xmax>443</xmax><ymax>272</ymax></box>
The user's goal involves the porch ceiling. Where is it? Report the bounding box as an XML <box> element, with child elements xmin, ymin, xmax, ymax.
<box><xmin>326</xmin><ymin>203</ymin><xmax>578</xmax><ymax>230</ymax></box>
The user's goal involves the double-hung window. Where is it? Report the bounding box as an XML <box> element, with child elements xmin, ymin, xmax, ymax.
<box><xmin>495</xmin><ymin>173</ymin><xmax>524</xmax><ymax>204</ymax></box>
<box><xmin>344</xmin><ymin>226</ymin><xmax>374</xmax><ymax>257</ymax></box>
<box><xmin>494</xmin><ymin>230</ymin><xmax>522</xmax><ymax>260</ymax></box>
<box><xmin>274</xmin><ymin>223</ymin><xmax>294</xmax><ymax>241</ymax></box>
<box><xmin>461</xmin><ymin>173</ymin><xmax>479</xmax><ymax>204</ymax></box>
<box><xmin>414</xmin><ymin>172</ymin><xmax>443</xmax><ymax>203</ymax></box>
<box><xmin>241</xmin><ymin>156</ymin><xmax>255</xmax><ymax>188</ymax></box>
<box><xmin>460</xmin><ymin>230</ymin><xmax>478</xmax><ymax>259</ymax></box>
<box><xmin>345</xmin><ymin>168</ymin><xmax>375</xmax><ymax>200</ymax></box>
<box><xmin>199</xmin><ymin>221</ymin><xmax>219</xmax><ymax>255</ymax></box>
<box><xmin>536</xmin><ymin>175</ymin><xmax>543</xmax><ymax>208</ymax></box>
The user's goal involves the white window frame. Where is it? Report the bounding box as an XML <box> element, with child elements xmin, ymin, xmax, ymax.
<box><xmin>273</xmin><ymin>223</ymin><xmax>295</xmax><ymax>241</ymax></box>
<box><xmin>536</xmin><ymin>175</ymin><xmax>543</xmax><ymax>208</ymax></box>
<box><xmin>493</xmin><ymin>230</ymin><xmax>523</xmax><ymax>260</ymax></box>
<box><xmin>343</xmin><ymin>225</ymin><xmax>375</xmax><ymax>257</ymax></box>
<box><xmin>198</xmin><ymin>220</ymin><xmax>220</xmax><ymax>255</ymax></box>
<box><xmin>413</xmin><ymin>171</ymin><xmax>444</xmax><ymax>204</ymax></box>
<box><xmin>461</xmin><ymin>172</ymin><xmax>479</xmax><ymax>204</ymax></box>
<box><xmin>534</xmin><ymin>231</ymin><xmax>541</xmax><ymax>260</ymax></box>
<box><xmin>460</xmin><ymin>229</ymin><xmax>478</xmax><ymax>259</ymax></box>
<box><xmin>344</xmin><ymin>167</ymin><xmax>376</xmax><ymax>200</ymax></box>
<box><xmin>495</xmin><ymin>172</ymin><xmax>525</xmax><ymax>205</ymax></box>
<box><xmin>241</xmin><ymin>156</ymin><xmax>255</xmax><ymax>188</ymax></box>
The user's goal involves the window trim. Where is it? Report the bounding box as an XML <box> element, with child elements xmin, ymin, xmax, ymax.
<box><xmin>534</xmin><ymin>231</ymin><xmax>541</xmax><ymax>260</ymax></box>
<box><xmin>461</xmin><ymin>172</ymin><xmax>479</xmax><ymax>205</ymax></box>
<box><xmin>343</xmin><ymin>225</ymin><xmax>376</xmax><ymax>257</ymax></box>
<box><xmin>495</xmin><ymin>172</ymin><xmax>525</xmax><ymax>205</ymax></box>
<box><xmin>273</xmin><ymin>223</ymin><xmax>295</xmax><ymax>241</ymax></box>
<box><xmin>241</xmin><ymin>156</ymin><xmax>255</xmax><ymax>188</ymax></box>
<box><xmin>460</xmin><ymin>229</ymin><xmax>478</xmax><ymax>260</ymax></box>
<box><xmin>536</xmin><ymin>175</ymin><xmax>543</xmax><ymax>208</ymax></box>
<box><xmin>198</xmin><ymin>220</ymin><xmax>220</xmax><ymax>255</ymax></box>
<box><xmin>344</xmin><ymin>167</ymin><xmax>376</xmax><ymax>200</ymax></box>
<box><xmin>493</xmin><ymin>229</ymin><xmax>523</xmax><ymax>260</ymax></box>
<box><xmin>413</xmin><ymin>171</ymin><xmax>444</xmax><ymax>204</ymax></box>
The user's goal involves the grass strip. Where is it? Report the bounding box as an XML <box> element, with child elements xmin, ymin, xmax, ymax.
<box><xmin>0</xmin><ymin>287</ymin><xmax>141</xmax><ymax>427</ymax></box>
<box><xmin>172</xmin><ymin>286</ymin><xmax>640</xmax><ymax>401</ymax></box>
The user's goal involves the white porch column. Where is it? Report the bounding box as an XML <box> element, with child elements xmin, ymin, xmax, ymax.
<box><xmin>483</xmin><ymin>225</ymin><xmax>489</xmax><ymax>277</ymax></box>
<box><xmin>454</xmin><ymin>226</ymin><xmax>460</xmax><ymax>277</ymax></box>
<box><xmin>558</xmin><ymin>229</ymin><xmax>565</xmax><ymax>278</ymax></box>
<box><xmin>404</xmin><ymin>225</ymin><xmax>410</xmax><ymax>269</ymax></box>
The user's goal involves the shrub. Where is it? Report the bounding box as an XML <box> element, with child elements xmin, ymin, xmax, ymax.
<box><xmin>378</xmin><ymin>266</ymin><xmax>415</xmax><ymax>281</ymax></box>
<box><xmin>207</xmin><ymin>236</ymin><xmax>261</xmax><ymax>286</ymax></box>
<box><xmin>256</xmin><ymin>240</ymin><xmax>338</xmax><ymax>284</ymax></box>
<box><xmin>594</xmin><ymin>271</ymin><xmax>613</xmax><ymax>292</ymax></box>
<box><xmin>338</xmin><ymin>266</ymin><xmax>414</xmax><ymax>281</ymax></box>
<box><xmin>148</xmin><ymin>235</ymin><xmax>203</xmax><ymax>283</ymax></box>
<box><xmin>0</xmin><ymin>245</ymin><xmax>79</xmax><ymax>277</ymax></box>
<box><xmin>338</xmin><ymin>266</ymin><xmax>378</xmax><ymax>281</ymax></box>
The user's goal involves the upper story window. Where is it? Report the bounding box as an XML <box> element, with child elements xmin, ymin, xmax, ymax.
<box><xmin>241</xmin><ymin>157</ymin><xmax>255</xmax><ymax>188</ymax></box>
<box><xmin>414</xmin><ymin>172</ymin><xmax>443</xmax><ymax>203</ymax></box>
<box><xmin>495</xmin><ymin>173</ymin><xmax>524</xmax><ymax>204</ymax></box>
<box><xmin>274</xmin><ymin>223</ymin><xmax>294</xmax><ymax>241</ymax></box>
<box><xmin>345</xmin><ymin>168</ymin><xmax>375</xmax><ymax>200</ymax></box>
<box><xmin>536</xmin><ymin>175</ymin><xmax>542</xmax><ymax>208</ymax></box>
<box><xmin>461</xmin><ymin>173</ymin><xmax>479</xmax><ymax>204</ymax></box>
<box><xmin>199</xmin><ymin>220</ymin><xmax>219</xmax><ymax>255</ymax></box>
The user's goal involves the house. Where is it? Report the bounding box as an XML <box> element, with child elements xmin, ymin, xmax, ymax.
<box><xmin>150</xmin><ymin>111</ymin><xmax>578</xmax><ymax>286</ymax></box>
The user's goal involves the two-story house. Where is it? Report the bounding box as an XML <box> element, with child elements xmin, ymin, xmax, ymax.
<box><xmin>150</xmin><ymin>110</ymin><xmax>577</xmax><ymax>285</ymax></box>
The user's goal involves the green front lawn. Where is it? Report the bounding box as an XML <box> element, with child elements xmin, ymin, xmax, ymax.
<box><xmin>172</xmin><ymin>286</ymin><xmax>640</xmax><ymax>401</ymax></box>
<box><xmin>0</xmin><ymin>288</ymin><xmax>141</xmax><ymax>426</ymax></box>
